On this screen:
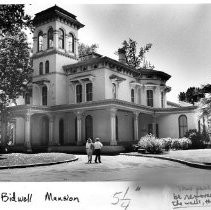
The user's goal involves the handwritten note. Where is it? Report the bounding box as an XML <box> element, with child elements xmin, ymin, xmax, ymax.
<box><xmin>171</xmin><ymin>185</ymin><xmax>211</xmax><ymax>209</ymax></box>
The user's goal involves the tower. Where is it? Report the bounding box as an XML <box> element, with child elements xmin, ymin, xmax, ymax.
<box><xmin>31</xmin><ymin>5</ymin><xmax>84</xmax><ymax>106</ymax></box>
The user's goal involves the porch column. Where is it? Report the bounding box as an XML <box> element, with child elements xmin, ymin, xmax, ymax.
<box><xmin>24</xmin><ymin>113</ymin><xmax>32</xmax><ymax>152</ymax></box>
<box><xmin>152</xmin><ymin>116</ymin><xmax>157</xmax><ymax>137</ymax></box>
<box><xmin>76</xmin><ymin>111</ymin><xmax>83</xmax><ymax>145</ymax></box>
<box><xmin>133</xmin><ymin>111</ymin><xmax>140</xmax><ymax>141</ymax></box>
<box><xmin>49</xmin><ymin>116</ymin><xmax>54</xmax><ymax>146</ymax></box>
<box><xmin>110</xmin><ymin>108</ymin><xmax>117</xmax><ymax>146</ymax></box>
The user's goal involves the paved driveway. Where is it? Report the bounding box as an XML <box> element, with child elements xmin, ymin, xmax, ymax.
<box><xmin>0</xmin><ymin>155</ymin><xmax>211</xmax><ymax>185</ymax></box>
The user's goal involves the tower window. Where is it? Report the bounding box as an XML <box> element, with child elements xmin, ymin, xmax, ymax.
<box><xmin>68</xmin><ymin>33</ymin><xmax>74</xmax><ymax>53</ymax></box>
<box><xmin>38</xmin><ymin>31</ymin><xmax>43</xmax><ymax>52</ymax></box>
<box><xmin>39</xmin><ymin>62</ymin><xmax>43</xmax><ymax>75</ymax></box>
<box><xmin>45</xmin><ymin>60</ymin><xmax>49</xmax><ymax>74</ymax></box>
<box><xmin>59</xmin><ymin>29</ymin><xmax>64</xmax><ymax>49</ymax></box>
<box><xmin>147</xmin><ymin>90</ymin><xmax>153</xmax><ymax>107</ymax></box>
<box><xmin>47</xmin><ymin>27</ymin><xmax>54</xmax><ymax>49</ymax></box>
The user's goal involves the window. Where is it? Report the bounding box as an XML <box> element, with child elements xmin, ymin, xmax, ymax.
<box><xmin>39</xmin><ymin>62</ymin><xmax>43</xmax><ymax>75</ymax></box>
<box><xmin>47</xmin><ymin>28</ymin><xmax>54</xmax><ymax>48</ymax></box>
<box><xmin>147</xmin><ymin>90</ymin><xmax>153</xmax><ymax>107</ymax></box>
<box><xmin>156</xmin><ymin>124</ymin><xmax>159</xmax><ymax>138</ymax></box>
<box><xmin>45</xmin><ymin>60</ymin><xmax>49</xmax><ymax>74</ymax></box>
<box><xmin>112</xmin><ymin>83</ymin><xmax>117</xmax><ymax>99</ymax></box>
<box><xmin>86</xmin><ymin>83</ymin><xmax>93</xmax><ymax>101</ymax></box>
<box><xmin>131</xmin><ymin>89</ymin><xmax>135</xmax><ymax>103</ymax></box>
<box><xmin>85</xmin><ymin>115</ymin><xmax>93</xmax><ymax>139</ymax></box>
<box><xmin>198</xmin><ymin>120</ymin><xmax>201</xmax><ymax>133</ymax></box>
<box><xmin>59</xmin><ymin>119</ymin><xmax>64</xmax><ymax>145</ymax></box>
<box><xmin>38</xmin><ymin>31</ymin><xmax>43</xmax><ymax>51</ymax></box>
<box><xmin>42</xmin><ymin>86</ymin><xmax>47</xmax><ymax>106</ymax></box>
<box><xmin>25</xmin><ymin>93</ymin><xmax>30</xmax><ymax>105</ymax></box>
<box><xmin>161</xmin><ymin>92</ymin><xmax>164</xmax><ymax>108</ymax></box>
<box><xmin>179</xmin><ymin>115</ymin><xmax>188</xmax><ymax>138</ymax></box>
<box><xmin>116</xmin><ymin>115</ymin><xmax>118</xmax><ymax>140</ymax></box>
<box><xmin>75</xmin><ymin>117</ymin><xmax>77</xmax><ymax>143</ymax></box>
<box><xmin>59</xmin><ymin>29</ymin><xmax>64</xmax><ymax>49</ymax></box>
<box><xmin>68</xmin><ymin>33</ymin><xmax>74</xmax><ymax>52</ymax></box>
<box><xmin>76</xmin><ymin>84</ymin><xmax>82</xmax><ymax>103</ymax></box>
<box><xmin>148</xmin><ymin>124</ymin><xmax>153</xmax><ymax>134</ymax></box>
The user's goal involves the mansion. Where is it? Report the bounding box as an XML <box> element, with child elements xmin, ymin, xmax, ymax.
<box><xmin>2</xmin><ymin>6</ymin><xmax>207</xmax><ymax>153</ymax></box>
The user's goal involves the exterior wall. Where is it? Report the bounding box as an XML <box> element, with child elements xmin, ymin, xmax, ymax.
<box><xmin>15</xmin><ymin>117</ymin><xmax>25</xmax><ymax>145</ymax></box>
<box><xmin>158</xmin><ymin>111</ymin><xmax>198</xmax><ymax>138</ymax></box>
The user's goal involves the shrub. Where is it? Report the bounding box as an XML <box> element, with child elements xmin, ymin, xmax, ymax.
<box><xmin>138</xmin><ymin>134</ymin><xmax>163</xmax><ymax>154</ymax></box>
<box><xmin>170</xmin><ymin>138</ymin><xmax>191</xmax><ymax>150</ymax></box>
<box><xmin>185</xmin><ymin>129</ymin><xmax>210</xmax><ymax>149</ymax></box>
<box><xmin>160</xmin><ymin>138</ymin><xmax>172</xmax><ymax>151</ymax></box>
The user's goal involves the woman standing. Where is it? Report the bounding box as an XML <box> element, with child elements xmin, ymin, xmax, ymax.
<box><xmin>86</xmin><ymin>138</ymin><xmax>94</xmax><ymax>163</ymax></box>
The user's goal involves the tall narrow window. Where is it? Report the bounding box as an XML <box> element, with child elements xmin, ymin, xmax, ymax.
<box><xmin>68</xmin><ymin>33</ymin><xmax>74</xmax><ymax>53</ymax></box>
<box><xmin>116</xmin><ymin>115</ymin><xmax>118</xmax><ymax>141</ymax></box>
<box><xmin>59</xmin><ymin>29</ymin><xmax>64</xmax><ymax>49</ymax></box>
<box><xmin>161</xmin><ymin>92</ymin><xmax>164</xmax><ymax>108</ymax></box>
<box><xmin>147</xmin><ymin>90</ymin><xmax>153</xmax><ymax>107</ymax></box>
<box><xmin>86</xmin><ymin>83</ymin><xmax>93</xmax><ymax>101</ymax></box>
<box><xmin>179</xmin><ymin>115</ymin><xmax>188</xmax><ymax>138</ymax></box>
<box><xmin>38</xmin><ymin>31</ymin><xmax>43</xmax><ymax>52</ymax></box>
<box><xmin>25</xmin><ymin>93</ymin><xmax>30</xmax><ymax>105</ymax></box>
<box><xmin>47</xmin><ymin>28</ymin><xmax>54</xmax><ymax>48</ymax></box>
<box><xmin>76</xmin><ymin>84</ymin><xmax>82</xmax><ymax>103</ymax></box>
<box><xmin>198</xmin><ymin>120</ymin><xmax>201</xmax><ymax>133</ymax></box>
<box><xmin>59</xmin><ymin>119</ymin><xmax>64</xmax><ymax>145</ymax></box>
<box><xmin>75</xmin><ymin>117</ymin><xmax>77</xmax><ymax>143</ymax></box>
<box><xmin>156</xmin><ymin>124</ymin><xmax>159</xmax><ymax>138</ymax></box>
<box><xmin>85</xmin><ymin>115</ymin><xmax>93</xmax><ymax>140</ymax></box>
<box><xmin>131</xmin><ymin>89</ymin><xmax>135</xmax><ymax>103</ymax></box>
<box><xmin>112</xmin><ymin>83</ymin><xmax>117</xmax><ymax>99</ymax></box>
<box><xmin>39</xmin><ymin>62</ymin><xmax>43</xmax><ymax>75</ymax></box>
<box><xmin>45</xmin><ymin>60</ymin><xmax>49</xmax><ymax>74</ymax></box>
<box><xmin>42</xmin><ymin>86</ymin><xmax>47</xmax><ymax>106</ymax></box>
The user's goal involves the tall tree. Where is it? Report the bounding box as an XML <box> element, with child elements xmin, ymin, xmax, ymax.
<box><xmin>178</xmin><ymin>87</ymin><xmax>205</xmax><ymax>105</ymax></box>
<box><xmin>78</xmin><ymin>43</ymin><xmax>98</xmax><ymax>57</ymax></box>
<box><xmin>119</xmin><ymin>38</ymin><xmax>153</xmax><ymax>69</ymax></box>
<box><xmin>0</xmin><ymin>4</ymin><xmax>33</xmax><ymax>36</ymax></box>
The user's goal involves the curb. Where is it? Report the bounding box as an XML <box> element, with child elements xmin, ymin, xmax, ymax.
<box><xmin>0</xmin><ymin>157</ymin><xmax>78</xmax><ymax>170</ymax></box>
<box><xmin>120</xmin><ymin>153</ymin><xmax>211</xmax><ymax>170</ymax></box>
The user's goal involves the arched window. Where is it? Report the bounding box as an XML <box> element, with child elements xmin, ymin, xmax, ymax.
<box><xmin>39</xmin><ymin>62</ymin><xmax>43</xmax><ymax>75</ymax></box>
<box><xmin>47</xmin><ymin>27</ymin><xmax>54</xmax><ymax>49</ymax></box>
<box><xmin>179</xmin><ymin>115</ymin><xmax>188</xmax><ymax>138</ymax></box>
<box><xmin>131</xmin><ymin>89</ymin><xmax>135</xmax><ymax>103</ymax></box>
<box><xmin>45</xmin><ymin>60</ymin><xmax>49</xmax><ymax>74</ymax></box>
<box><xmin>42</xmin><ymin>86</ymin><xmax>47</xmax><ymax>106</ymax></box>
<box><xmin>86</xmin><ymin>83</ymin><xmax>93</xmax><ymax>102</ymax></box>
<box><xmin>68</xmin><ymin>33</ymin><xmax>74</xmax><ymax>53</ymax></box>
<box><xmin>59</xmin><ymin>28</ymin><xmax>64</xmax><ymax>49</ymax></box>
<box><xmin>116</xmin><ymin>115</ymin><xmax>118</xmax><ymax>140</ymax></box>
<box><xmin>85</xmin><ymin>115</ymin><xmax>93</xmax><ymax>140</ymax></box>
<box><xmin>59</xmin><ymin>119</ymin><xmax>64</xmax><ymax>145</ymax></box>
<box><xmin>112</xmin><ymin>83</ymin><xmax>117</xmax><ymax>99</ymax></box>
<box><xmin>38</xmin><ymin>31</ymin><xmax>43</xmax><ymax>52</ymax></box>
<box><xmin>76</xmin><ymin>84</ymin><xmax>82</xmax><ymax>103</ymax></box>
<box><xmin>147</xmin><ymin>90</ymin><xmax>153</xmax><ymax>107</ymax></box>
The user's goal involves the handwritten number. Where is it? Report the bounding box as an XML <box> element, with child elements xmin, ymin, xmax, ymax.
<box><xmin>112</xmin><ymin>192</ymin><xmax>122</xmax><ymax>205</ymax></box>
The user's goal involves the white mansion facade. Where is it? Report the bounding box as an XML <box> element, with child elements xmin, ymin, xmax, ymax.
<box><xmin>3</xmin><ymin>6</ymin><xmax>206</xmax><ymax>153</ymax></box>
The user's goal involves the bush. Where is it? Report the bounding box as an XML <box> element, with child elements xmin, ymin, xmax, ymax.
<box><xmin>185</xmin><ymin>129</ymin><xmax>210</xmax><ymax>149</ymax></box>
<box><xmin>160</xmin><ymin>138</ymin><xmax>172</xmax><ymax>151</ymax></box>
<box><xmin>171</xmin><ymin>138</ymin><xmax>191</xmax><ymax>150</ymax></box>
<box><xmin>138</xmin><ymin>134</ymin><xmax>163</xmax><ymax>154</ymax></box>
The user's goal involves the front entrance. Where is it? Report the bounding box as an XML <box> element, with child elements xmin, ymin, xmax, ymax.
<box><xmin>85</xmin><ymin>115</ymin><xmax>93</xmax><ymax>140</ymax></box>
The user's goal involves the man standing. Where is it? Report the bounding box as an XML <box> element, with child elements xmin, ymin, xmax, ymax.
<box><xmin>94</xmin><ymin>137</ymin><xmax>103</xmax><ymax>163</ymax></box>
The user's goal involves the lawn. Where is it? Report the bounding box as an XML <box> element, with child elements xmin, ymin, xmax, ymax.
<box><xmin>0</xmin><ymin>153</ymin><xmax>76</xmax><ymax>167</ymax></box>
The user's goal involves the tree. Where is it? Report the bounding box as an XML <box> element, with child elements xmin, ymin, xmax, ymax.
<box><xmin>118</xmin><ymin>38</ymin><xmax>153</xmax><ymax>69</ymax></box>
<box><xmin>198</xmin><ymin>94</ymin><xmax>211</xmax><ymax>118</ymax></box>
<box><xmin>178</xmin><ymin>87</ymin><xmax>205</xmax><ymax>105</ymax></box>
<box><xmin>78</xmin><ymin>43</ymin><xmax>99</xmax><ymax>57</ymax></box>
<box><xmin>0</xmin><ymin>4</ymin><xmax>33</xmax><ymax>36</ymax></box>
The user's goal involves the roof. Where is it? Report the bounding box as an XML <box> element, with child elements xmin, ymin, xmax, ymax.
<box><xmin>63</xmin><ymin>55</ymin><xmax>171</xmax><ymax>81</ymax></box>
<box><xmin>33</xmin><ymin>5</ymin><xmax>84</xmax><ymax>29</ymax></box>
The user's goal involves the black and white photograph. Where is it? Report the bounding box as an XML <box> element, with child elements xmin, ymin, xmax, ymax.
<box><xmin>0</xmin><ymin>1</ymin><xmax>211</xmax><ymax>210</ymax></box>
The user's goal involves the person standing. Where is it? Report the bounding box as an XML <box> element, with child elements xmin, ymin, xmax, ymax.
<box><xmin>86</xmin><ymin>138</ymin><xmax>94</xmax><ymax>163</ymax></box>
<box><xmin>94</xmin><ymin>137</ymin><xmax>103</xmax><ymax>163</ymax></box>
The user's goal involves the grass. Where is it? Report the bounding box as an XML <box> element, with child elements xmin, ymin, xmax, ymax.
<box><xmin>0</xmin><ymin>153</ymin><xmax>75</xmax><ymax>167</ymax></box>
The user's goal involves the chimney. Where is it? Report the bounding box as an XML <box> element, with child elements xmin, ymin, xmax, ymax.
<box><xmin>118</xmin><ymin>48</ymin><xmax>126</xmax><ymax>64</ymax></box>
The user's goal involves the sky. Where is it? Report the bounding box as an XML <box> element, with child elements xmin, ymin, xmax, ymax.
<box><xmin>21</xmin><ymin>2</ymin><xmax>211</xmax><ymax>103</ymax></box>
